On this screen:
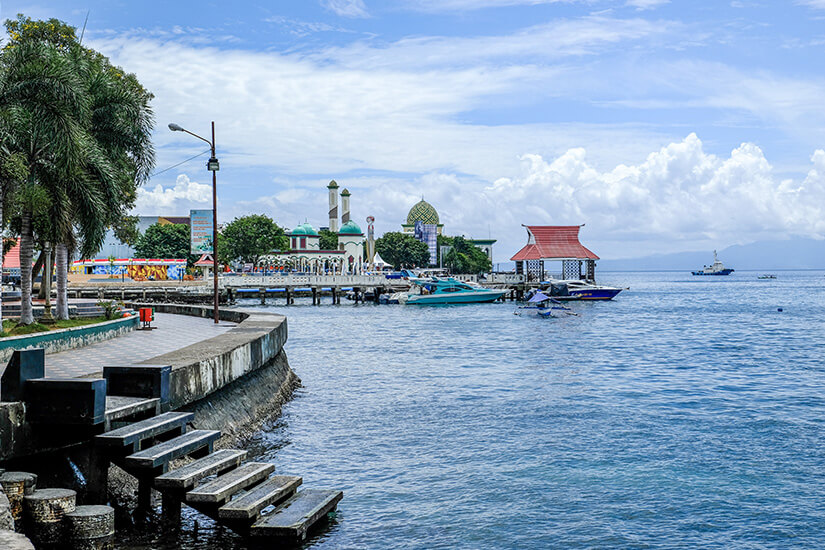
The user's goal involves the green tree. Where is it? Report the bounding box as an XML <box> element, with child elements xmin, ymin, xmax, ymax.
<box><xmin>219</xmin><ymin>214</ymin><xmax>287</xmax><ymax>267</ymax></box>
<box><xmin>375</xmin><ymin>232</ymin><xmax>430</xmax><ymax>269</ymax></box>
<box><xmin>134</xmin><ymin>223</ymin><xmax>195</xmax><ymax>264</ymax></box>
<box><xmin>441</xmin><ymin>235</ymin><xmax>492</xmax><ymax>274</ymax></box>
<box><xmin>1</xmin><ymin>15</ymin><xmax>154</xmax><ymax>322</ymax></box>
<box><xmin>0</xmin><ymin>34</ymin><xmax>90</xmax><ymax>324</ymax></box>
<box><xmin>319</xmin><ymin>228</ymin><xmax>338</xmax><ymax>251</ymax></box>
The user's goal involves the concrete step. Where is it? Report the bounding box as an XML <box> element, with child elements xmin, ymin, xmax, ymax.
<box><xmin>186</xmin><ymin>462</ymin><xmax>274</xmax><ymax>506</ymax></box>
<box><xmin>249</xmin><ymin>489</ymin><xmax>343</xmax><ymax>542</ymax></box>
<box><xmin>218</xmin><ymin>475</ymin><xmax>302</xmax><ymax>522</ymax></box>
<box><xmin>124</xmin><ymin>430</ymin><xmax>219</xmax><ymax>471</ymax></box>
<box><xmin>104</xmin><ymin>396</ymin><xmax>161</xmax><ymax>428</ymax></box>
<box><xmin>95</xmin><ymin>412</ymin><xmax>193</xmax><ymax>451</ymax></box>
<box><xmin>154</xmin><ymin>449</ymin><xmax>247</xmax><ymax>491</ymax></box>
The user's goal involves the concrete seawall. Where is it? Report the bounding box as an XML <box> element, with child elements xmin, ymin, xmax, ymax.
<box><xmin>127</xmin><ymin>303</ymin><xmax>299</xmax><ymax>444</ymax></box>
<box><xmin>1</xmin><ymin>304</ymin><xmax>298</xmax><ymax>462</ymax></box>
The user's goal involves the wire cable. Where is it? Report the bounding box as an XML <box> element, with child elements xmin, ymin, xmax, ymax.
<box><xmin>150</xmin><ymin>149</ymin><xmax>211</xmax><ymax>178</ymax></box>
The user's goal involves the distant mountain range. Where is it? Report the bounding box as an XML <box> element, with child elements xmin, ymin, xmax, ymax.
<box><xmin>597</xmin><ymin>238</ymin><xmax>825</xmax><ymax>271</ymax></box>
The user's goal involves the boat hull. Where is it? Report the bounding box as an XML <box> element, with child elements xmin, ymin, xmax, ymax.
<box><xmin>567</xmin><ymin>288</ymin><xmax>623</xmax><ymax>301</ymax></box>
<box><xmin>691</xmin><ymin>269</ymin><xmax>734</xmax><ymax>276</ymax></box>
<box><xmin>404</xmin><ymin>290</ymin><xmax>507</xmax><ymax>305</ymax></box>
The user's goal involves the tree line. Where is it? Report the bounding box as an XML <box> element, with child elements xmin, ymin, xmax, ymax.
<box><xmin>136</xmin><ymin>219</ymin><xmax>492</xmax><ymax>274</ymax></box>
<box><xmin>0</xmin><ymin>14</ymin><xmax>154</xmax><ymax>325</ymax></box>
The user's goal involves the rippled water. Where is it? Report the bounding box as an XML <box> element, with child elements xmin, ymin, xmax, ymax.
<box><xmin>118</xmin><ymin>271</ymin><xmax>825</xmax><ymax>549</ymax></box>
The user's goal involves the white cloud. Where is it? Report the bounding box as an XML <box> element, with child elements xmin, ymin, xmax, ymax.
<box><xmin>321</xmin><ymin>0</ymin><xmax>370</xmax><ymax>18</ymax></box>
<box><xmin>796</xmin><ymin>0</ymin><xmax>825</xmax><ymax>8</ymax></box>
<box><xmin>480</xmin><ymin>134</ymin><xmax>825</xmax><ymax>257</ymax></box>
<box><xmin>315</xmin><ymin>16</ymin><xmax>671</xmax><ymax>69</ymax></box>
<box><xmin>234</xmin><ymin>135</ymin><xmax>825</xmax><ymax>261</ymax></box>
<box><xmin>135</xmin><ymin>174</ymin><xmax>212</xmax><ymax>215</ymax></box>
<box><xmin>625</xmin><ymin>0</ymin><xmax>669</xmax><ymax>9</ymax></box>
<box><xmin>406</xmin><ymin>0</ymin><xmax>571</xmax><ymax>11</ymax></box>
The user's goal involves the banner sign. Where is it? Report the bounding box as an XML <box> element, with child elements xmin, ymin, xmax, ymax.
<box><xmin>414</xmin><ymin>221</ymin><xmax>438</xmax><ymax>265</ymax></box>
<box><xmin>190</xmin><ymin>209</ymin><xmax>214</xmax><ymax>254</ymax></box>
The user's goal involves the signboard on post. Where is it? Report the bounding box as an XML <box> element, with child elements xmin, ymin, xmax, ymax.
<box><xmin>190</xmin><ymin>210</ymin><xmax>214</xmax><ymax>254</ymax></box>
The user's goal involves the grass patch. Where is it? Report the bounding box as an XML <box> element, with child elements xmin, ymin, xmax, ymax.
<box><xmin>1</xmin><ymin>316</ymin><xmax>113</xmax><ymax>338</ymax></box>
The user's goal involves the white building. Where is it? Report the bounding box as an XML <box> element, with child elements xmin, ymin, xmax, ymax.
<box><xmin>269</xmin><ymin>183</ymin><xmax>365</xmax><ymax>274</ymax></box>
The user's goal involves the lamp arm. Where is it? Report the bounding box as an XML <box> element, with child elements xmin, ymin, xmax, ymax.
<box><xmin>181</xmin><ymin>129</ymin><xmax>214</xmax><ymax>149</ymax></box>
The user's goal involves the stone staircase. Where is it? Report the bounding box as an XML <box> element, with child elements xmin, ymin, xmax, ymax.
<box><xmin>94</xmin><ymin>411</ymin><xmax>342</xmax><ymax>543</ymax></box>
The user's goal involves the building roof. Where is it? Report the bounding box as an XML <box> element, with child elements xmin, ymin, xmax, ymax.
<box><xmin>340</xmin><ymin>188</ymin><xmax>351</xmax><ymax>196</ymax></box>
<box><xmin>3</xmin><ymin>242</ymin><xmax>20</xmax><ymax>269</ymax></box>
<box><xmin>510</xmin><ymin>225</ymin><xmax>599</xmax><ymax>261</ymax></box>
<box><xmin>327</xmin><ymin>179</ymin><xmax>338</xmax><ymax>189</ymax></box>
<box><xmin>194</xmin><ymin>254</ymin><xmax>214</xmax><ymax>266</ymax></box>
<box><xmin>290</xmin><ymin>223</ymin><xmax>319</xmax><ymax>236</ymax></box>
<box><xmin>339</xmin><ymin>220</ymin><xmax>363</xmax><ymax>235</ymax></box>
<box><xmin>406</xmin><ymin>199</ymin><xmax>439</xmax><ymax>225</ymax></box>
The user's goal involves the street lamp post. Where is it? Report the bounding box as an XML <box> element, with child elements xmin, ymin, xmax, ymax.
<box><xmin>169</xmin><ymin>121</ymin><xmax>221</xmax><ymax>324</ymax></box>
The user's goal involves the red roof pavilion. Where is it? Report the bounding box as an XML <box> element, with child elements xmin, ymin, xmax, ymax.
<box><xmin>510</xmin><ymin>225</ymin><xmax>599</xmax><ymax>262</ymax></box>
<box><xmin>194</xmin><ymin>254</ymin><xmax>214</xmax><ymax>267</ymax></box>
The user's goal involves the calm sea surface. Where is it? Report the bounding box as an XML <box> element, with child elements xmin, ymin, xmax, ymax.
<box><xmin>118</xmin><ymin>271</ymin><xmax>825</xmax><ymax>549</ymax></box>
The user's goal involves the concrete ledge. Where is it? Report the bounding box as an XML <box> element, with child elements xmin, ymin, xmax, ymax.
<box><xmin>0</xmin><ymin>491</ymin><xmax>13</xmax><ymax>530</ymax></box>
<box><xmin>127</xmin><ymin>303</ymin><xmax>288</xmax><ymax>410</ymax></box>
<box><xmin>0</xmin><ymin>304</ymin><xmax>292</xmax><ymax>461</ymax></box>
<box><xmin>0</xmin><ymin>529</ymin><xmax>34</xmax><ymax>549</ymax></box>
<box><xmin>0</xmin><ymin>315</ymin><xmax>138</xmax><ymax>363</ymax></box>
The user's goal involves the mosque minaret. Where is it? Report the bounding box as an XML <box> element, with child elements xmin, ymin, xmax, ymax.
<box><xmin>327</xmin><ymin>180</ymin><xmax>339</xmax><ymax>232</ymax></box>
<box><xmin>341</xmin><ymin>188</ymin><xmax>351</xmax><ymax>224</ymax></box>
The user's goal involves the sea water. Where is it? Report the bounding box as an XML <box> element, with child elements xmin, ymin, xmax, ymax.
<box><xmin>118</xmin><ymin>271</ymin><xmax>825</xmax><ymax>549</ymax></box>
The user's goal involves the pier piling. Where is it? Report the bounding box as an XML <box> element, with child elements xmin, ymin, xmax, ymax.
<box><xmin>64</xmin><ymin>505</ymin><xmax>115</xmax><ymax>550</ymax></box>
<box><xmin>0</xmin><ymin>472</ymin><xmax>37</xmax><ymax>532</ymax></box>
<box><xmin>23</xmin><ymin>488</ymin><xmax>76</xmax><ymax>548</ymax></box>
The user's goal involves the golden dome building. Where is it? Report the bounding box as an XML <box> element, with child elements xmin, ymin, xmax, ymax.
<box><xmin>402</xmin><ymin>199</ymin><xmax>443</xmax><ymax>236</ymax></box>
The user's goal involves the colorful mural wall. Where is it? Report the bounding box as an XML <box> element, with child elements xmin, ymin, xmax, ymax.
<box><xmin>73</xmin><ymin>259</ymin><xmax>186</xmax><ymax>281</ymax></box>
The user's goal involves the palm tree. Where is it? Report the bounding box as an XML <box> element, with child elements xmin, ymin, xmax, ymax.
<box><xmin>0</xmin><ymin>40</ymin><xmax>89</xmax><ymax>324</ymax></box>
<box><xmin>52</xmin><ymin>48</ymin><xmax>155</xmax><ymax>320</ymax></box>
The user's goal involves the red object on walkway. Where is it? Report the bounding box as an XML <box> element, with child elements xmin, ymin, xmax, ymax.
<box><xmin>138</xmin><ymin>308</ymin><xmax>155</xmax><ymax>330</ymax></box>
<box><xmin>139</xmin><ymin>308</ymin><xmax>153</xmax><ymax>323</ymax></box>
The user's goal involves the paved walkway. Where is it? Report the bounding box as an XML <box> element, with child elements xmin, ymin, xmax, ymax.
<box><xmin>46</xmin><ymin>313</ymin><xmax>237</xmax><ymax>378</ymax></box>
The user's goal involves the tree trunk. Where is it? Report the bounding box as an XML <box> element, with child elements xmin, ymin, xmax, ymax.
<box><xmin>55</xmin><ymin>243</ymin><xmax>69</xmax><ymax>320</ymax></box>
<box><xmin>19</xmin><ymin>210</ymin><xmax>34</xmax><ymax>325</ymax></box>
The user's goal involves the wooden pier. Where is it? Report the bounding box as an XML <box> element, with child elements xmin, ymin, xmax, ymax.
<box><xmin>67</xmin><ymin>273</ymin><xmax>530</xmax><ymax>305</ymax></box>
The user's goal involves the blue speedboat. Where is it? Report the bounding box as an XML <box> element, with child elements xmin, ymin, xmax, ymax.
<box><xmin>692</xmin><ymin>251</ymin><xmax>734</xmax><ymax>276</ymax></box>
<box><xmin>543</xmin><ymin>280</ymin><xmax>623</xmax><ymax>301</ymax></box>
<box><xmin>400</xmin><ymin>278</ymin><xmax>507</xmax><ymax>305</ymax></box>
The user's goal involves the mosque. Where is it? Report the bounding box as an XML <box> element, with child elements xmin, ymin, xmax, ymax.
<box><xmin>402</xmin><ymin>198</ymin><xmax>496</xmax><ymax>262</ymax></box>
<box><xmin>270</xmin><ymin>187</ymin><xmax>496</xmax><ymax>272</ymax></box>
<box><xmin>272</xmin><ymin>181</ymin><xmax>365</xmax><ymax>274</ymax></box>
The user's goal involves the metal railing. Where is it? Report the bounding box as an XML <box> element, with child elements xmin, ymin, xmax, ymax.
<box><xmin>219</xmin><ymin>272</ymin><xmax>526</xmax><ymax>287</ymax></box>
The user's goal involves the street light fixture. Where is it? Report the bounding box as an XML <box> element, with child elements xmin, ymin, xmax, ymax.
<box><xmin>169</xmin><ymin>121</ymin><xmax>221</xmax><ymax>324</ymax></box>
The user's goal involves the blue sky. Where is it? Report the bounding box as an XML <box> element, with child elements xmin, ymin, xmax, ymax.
<box><xmin>3</xmin><ymin>0</ymin><xmax>825</xmax><ymax>263</ymax></box>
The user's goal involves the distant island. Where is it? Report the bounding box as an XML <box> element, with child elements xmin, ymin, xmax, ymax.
<box><xmin>597</xmin><ymin>237</ymin><xmax>825</xmax><ymax>271</ymax></box>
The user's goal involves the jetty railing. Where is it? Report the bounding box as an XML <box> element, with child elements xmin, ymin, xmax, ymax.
<box><xmin>218</xmin><ymin>273</ymin><xmax>526</xmax><ymax>288</ymax></box>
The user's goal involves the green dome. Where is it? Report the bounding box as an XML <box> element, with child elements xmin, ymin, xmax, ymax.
<box><xmin>291</xmin><ymin>223</ymin><xmax>318</xmax><ymax>236</ymax></box>
<box><xmin>339</xmin><ymin>220</ymin><xmax>362</xmax><ymax>235</ymax></box>
<box><xmin>406</xmin><ymin>199</ymin><xmax>439</xmax><ymax>225</ymax></box>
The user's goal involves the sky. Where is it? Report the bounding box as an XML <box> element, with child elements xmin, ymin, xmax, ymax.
<box><xmin>2</xmin><ymin>0</ymin><xmax>825</xmax><ymax>264</ymax></box>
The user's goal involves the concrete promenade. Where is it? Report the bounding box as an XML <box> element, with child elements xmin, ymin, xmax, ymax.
<box><xmin>45</xmin><ymin>313</ymin><xmax>236</xmax><ymax>378</ymax></box>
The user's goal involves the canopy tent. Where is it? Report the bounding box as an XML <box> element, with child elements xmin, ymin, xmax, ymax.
<box><xmin>372</xmin><ymin>251</ymin><xmax>390</xmax><ymax>267</ymax></box>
